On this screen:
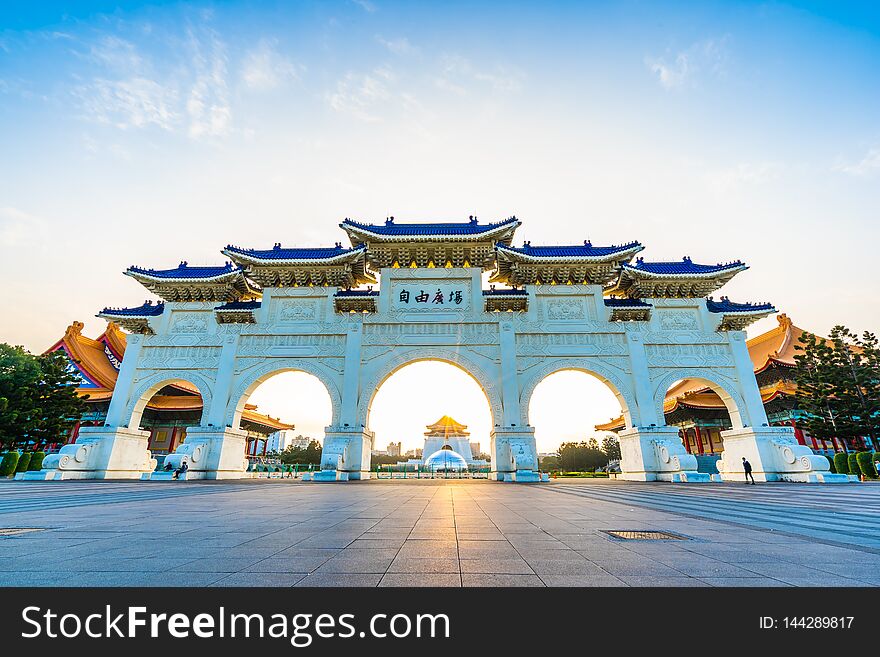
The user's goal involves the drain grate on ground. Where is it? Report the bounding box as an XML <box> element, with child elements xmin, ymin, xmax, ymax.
<box><xmin>602</xmin><ymin>530</ymin><xmax>689</xmax><ymax>541</ymax></box>
<box><xmin>0</xmin><ymin>528</ymin><xmax>46</xmax><ymax>537</ymax></box>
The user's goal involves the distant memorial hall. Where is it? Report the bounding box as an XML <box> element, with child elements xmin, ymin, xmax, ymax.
<box><xmin>35</xmin><ymin>216</ymin><xmax>844</xmax><ymax>483</ymax></box>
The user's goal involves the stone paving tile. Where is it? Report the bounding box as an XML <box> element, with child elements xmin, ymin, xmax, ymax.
<box><xmin>462</xmin><ymin>574</ymin><xmax>545</xmax><ymax>587</ymax></box>
<box><xmin>315</xmin><ymin>557</ymin><xmax>395</xmax><ymax>574</ymax></box>
<box><xmin>526</xmin><ymin>559</ymin><xmax>611</xmax><ymax>576</ymax></box>
<box><xmin>540</xmin><ymin>574</ymin><xmax>628</xmax><ymax>587</ymax></box>
<box><xmin>459</xmin><ymin>558</ymin><xmax>535</xmax><ymax>575</ymax></box>
<box><xmin>698</xmin><ymin>577</ymin><xmax>792</xmax><ymax>587</ymax></box>
<box><xmin>210</xmin><ymin>572</ymin><xmax>307</xmax><ymax>587</ymax></box>
<box><xmin>295</xmin><ymin>573</ymin><xmax>384</xmax><ymax>587</ymax></box>
<box><xmin>387</xmin><ymin>557</ymin><xmax>460</xmax><ymax>574</ymax></box>
<box><xmin>243</xmin><ymin>556</ymin><xmax>330</xmax><ymax>573</ymax></box>
<box><xmin>617</xmin><ymin>575</ymin><xmax>710</xmax><ymax>587</ymax></box>
<box><xmin>379</xmin><ymin>573</ymin><xmax>462</xmax><ymax>587</ymax></box>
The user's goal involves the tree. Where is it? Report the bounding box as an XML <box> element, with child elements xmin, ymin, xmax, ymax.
<box><xmin>31</xmin><ymin>350</ymin><xmax>88</xmax><ymax>447</ymax></box>
<box><xmin>558</xmin><ymin>441</ymin><xmax>608</xmax><ymax>472</ymax></box>
<box><xmin>601</xmin><ymin>435</ymin><xmax>621</xmax><ymax>461</ymax></box>
<box><xmin>794</xmin><ymin>327</ymin><xmax>880</xmax><ymax>450</ymax></box>
<box><xmin>278</xmin><ymin>440</ymin><xmax>323</xmax><ymax>465</ymax></box>
<box><xmin>0</xmin><ymin>344</ymin><xmax>88</xmax><ymax>450</ymax></box>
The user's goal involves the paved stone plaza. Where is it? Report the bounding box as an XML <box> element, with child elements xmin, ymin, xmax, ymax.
<box><xmin>0</xmin><ymin>479</ymin><xmax>878</xmax><ymax>587</ymax></box>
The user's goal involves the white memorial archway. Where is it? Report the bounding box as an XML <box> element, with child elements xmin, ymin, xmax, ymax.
<box><xmin>38</xmin><ymin>217</ymin><xmax>844</xmax><ymax>483</ymax></box>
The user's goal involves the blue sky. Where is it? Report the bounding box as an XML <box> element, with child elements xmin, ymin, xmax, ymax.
<box><xmin>1</xmin><ymin>1</ymin><xmax>878</xmax><ymax>449</ymax></box>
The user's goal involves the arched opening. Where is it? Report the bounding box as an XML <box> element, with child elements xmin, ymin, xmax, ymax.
<box><xmin>366</xmin><ymin>360</ymin><xmax>494</xmax><ymax>475</ymax></box>
<box><xmin>659</xmin><ymin>376</ymin><xmax>745</xmax><ymax>466</ymax></box>
<box><xmin>235</xmin><ymin>370</ymin><xmax>333</xmax><ymax>465</ymax></box>
<box><xmin>130</xmin><ymin>379</ymin><xmax>205</xmax><ymax>458</ymax></box>
<box><xmin>526</xmin><ymin>369</ymin><xmax>628</xmax><ymax>474</ymax></box>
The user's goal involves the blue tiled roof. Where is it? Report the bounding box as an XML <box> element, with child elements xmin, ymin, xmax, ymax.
<box><xmin>622</xmin><ymin>256</ymin><xmax>746</xmax><ymax>275</ymax></box>
<box><xmin>604</xmin><ymin>298</ymin><xmax>651</xmax><ymax>308</ymax></box>
<box><xmin>706</xmin><ymin>297</ymin><xmax>774</xmax><ymax>313</ymax></box>
<box><xmin>215</xmin><ymin>300</ymin><xmax>262</xmax><ymax>311</ymax></box>
<box><xmin>498</xmin><ymin>240</ymin><xmax>642</xmax><ymax>258</ymax></box>
<box><xmin>224</xmin><ymin>243</ymin><xmax>364</xmax><ymax>260</ymax></box>
<box><xmin>341</xmin><ymin>216</ymin><xmax>519</xmax><ymax>237</ymax></box>
<box><xmin>482</xmin><ymin>287</ymin><xmax>528</xmax><ymax>296</ymax></box>
<box><xmin>334</xmin><ymin>289</ymin><xmax>379</xmax><ymax>297</ymax></box>
<box><xmin>99</xmin><ymin>301</ymin><xmax>165</xmax><ymax>317</ymax></box>
<box><xmin>127</xmin><ymin>261</ymin><xmax>242</xmax><ymax>279</ymax></box>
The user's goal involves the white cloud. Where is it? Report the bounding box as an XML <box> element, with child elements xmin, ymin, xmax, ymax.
<box><xmin>377</xmin><ymin>36</ymin><xmax>416</xmax><ymax>56</ymax></box>
<box><xmin>645</xmin><ymin>37</ymin><xmax>729</xmax><ymax>90</ymax></box>
<box><xmin>437</xmin><ymin>55</ymin><xmax>523</xmax><ymax>94</ymax></box>
<box><xmin>327</xmin><ymin>67</ymin><xmax>394</xmax><ymax>122</ymax></box>
<box><xmin>703</xmin><ymin>162</ymin><xmax>782</xmax><ymax>193</ymax></box>
<box><xmin>79</xmin><ymin>76</ymin><xmax>178</xmax><ymax>130</ymax></box>
<box><xmin>241</xmin><ymin>39</ymin><xmax>299</xmax><ymax>91</ymax></box>
<box><xmin>184</xmin><ymin>28</ymin><xmax>232</xmax><ymax>138</ymax></box>
<box><xmin>834</xmin><ymin>147</ymin><xmax>880</xmax><ymax>176</ymax></box>
<box><xmin>352</xmin><ymin>0</ymin><xmax>377</xmax><ymax>12</ymax></box>
<box><xmin>0</xmin><ymin>208</ymin><xmax>48</xmax><ymax>247</ymax></box>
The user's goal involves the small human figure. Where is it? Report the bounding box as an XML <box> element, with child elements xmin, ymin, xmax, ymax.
<box><xmin>173</xmin><ymin>460</ymin><xmax>189</xmax><ymax>480</ymax></box>
<box><xmin>742</xmin><ymin>456</ymin><xmax>755</xmax><ymax>484</ymax></box>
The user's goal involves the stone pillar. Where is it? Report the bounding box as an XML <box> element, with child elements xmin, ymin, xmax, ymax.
<box><xmin>492</xmin><ymin>320</ymin><xmax>540</xmax><ymax>482</ymax></box>
<box><xmin>314</xmin><ymin>428</ymin><xmax>374</xmax><ymax>481</ymax></box>
<box><xmin>618</xmin><ymin>426</ymin><xmax>709</xmax><ymax>482</ymax></box>
<box><xmin>490</xmin><ymin>427</ymin><xmax>539</xmax><ymax>482</ymax></box>
<box><xmin>104</xmin><ymin>334</ymin><xmax>144</xmax><ymax>428</ymax></box>
<box><xmin>152</xmin><ymin>426</ymin><xmax>250</xmax><ymax>480</ymax></box>
<box><xmin>30</xmin><ymin>426</ymin><xmax>156</xmax><ymax>480</ymax></box>
<box><xmin>716</xmin><ymin>333</ymin><xmax>848</xmax><ymax>482</ymax></box>
<box><xmin>716</xmin><ymin>427</ymin><xmax>849</xmax><ymax>483</ymax></box>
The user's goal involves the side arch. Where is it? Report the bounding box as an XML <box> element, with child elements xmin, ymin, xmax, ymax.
<box><xmin>518</xmin><ymin>358</ymin><xmax>638</xmax><ymax>429</ymax></box>
<box><xmin>225</xmin><ymin>359</ymin><xmax>343</xmax><ymax>430</ymax></box>
<box><xmin>358</xmin><ymin>349</ymin><xmax>503</xmax><ymax>428</ymax></box>
<box><xmin>650</xmin><ymin>368</ymin><xmax>749</xmax><ymax>430</ymax></box>
<box><xmin>125</xmin><ymin>370</ymin><xmax>216</xmax><ymax>430</ymax></box>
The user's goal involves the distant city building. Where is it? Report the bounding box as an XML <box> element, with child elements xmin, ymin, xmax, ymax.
<box><xmin>386</xmin><ymin>441</ymin><xmax>402</xmax><ymax>457</ymax></box>
<box><xmin>469</xmin><ymin>442</ymin><xmax>480</xmax><ymax>457</ymax></box>
<box><xmin>267</xmin><ymin>431</ymin><xmax>314</xmax><ymax>453</ymax></box>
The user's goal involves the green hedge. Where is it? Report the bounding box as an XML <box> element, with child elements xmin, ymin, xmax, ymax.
<box><xmin>833</xmin><ymin>452</ymin><xmax>849</xmax><ymax>476</ymax></box>
<box><xmin>15</xmin><ymin>452</ymin><xmax>31</xmax><ymax>473</ymax></box>
<box><xmin>826</xmin><ymin>455</ymin><xmax>836</xmax><ymax>473</ymax></box>
<box><xmin>847</xmin><ymin>453</ymin><xmax>861</xmax><ymax>477</ymax></box>
<box><xmin>27</xmin><ymin>452</ymin><xmax>46</xmax><ymax>471</ymax></box>
<box><xmin>0</xmin><ymin>452</ymin><xmax>20</xmax><ymax>477</ymax></box>
<box><xmin>856</xmin><ymin>452</ymin><xmax>878</xmax><ymax>479</ymax></box>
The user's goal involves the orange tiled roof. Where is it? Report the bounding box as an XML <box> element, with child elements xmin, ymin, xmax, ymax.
<box><xmin>425</xmin><ymin>415</ymin><xmax>470</xmax><ymax>436</ymax></box>
<box><xmin>46</xmin><ymin>321</ymin><xmax>292</xmax><ymax>432</ymax></box>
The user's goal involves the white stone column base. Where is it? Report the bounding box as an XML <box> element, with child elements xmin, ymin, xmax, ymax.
<box><xmin>38</xmin><ymin>426</ymin><xmax>156</xmax><ymax>480</ymax></box>
<box><xmin>311</xmin><ymin>428</ymin><xmax>374</xmax><ymax>482</ymax></box>
<box><xmin>155</xmin><ymin>426</ymin><xmax>250</xmax><ymax>480</ymax></box>
<box><xmin>490</xmin><ymin>426</ymin><xmax>542</xmax><ymax>482</ymax></box>
<box><xmin>619</xmin><ymin>426</ymin><xmax>707</xmax><ymax>483</ymax></box>
<box><xmin>717</xmin><ymin>426</ymin><xmax>848</xmax><ymax>483</ymax></box>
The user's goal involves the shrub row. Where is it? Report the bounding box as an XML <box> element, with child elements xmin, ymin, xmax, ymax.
<box><xmin>0</xmin><ymin>451</ymin><xmax>48</xmax><ymax>477</ymax></box>
<box><xmin>831</xmin><ymin>451</ymin><xmax>878</xmax><ymax>478</ymax></box>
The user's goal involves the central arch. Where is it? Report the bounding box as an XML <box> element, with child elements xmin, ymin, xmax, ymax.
<box><xmin>359</xmin><ymin>349</ymin><xmax>503</xmax><ymax>430</ymax></box>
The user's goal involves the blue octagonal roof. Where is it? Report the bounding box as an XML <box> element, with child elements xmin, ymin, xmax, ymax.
<box><xmin>99</xmin><ymin>300</ymin><xmax>166</xmax><ymax>317</ymax></box>
<box><xmin>224</xmin><ymin>243</ymin><xmax>364</xmax><ymax>260</ymax></box>
<box><xmin>341</xmin><ymin>215</ymin><xmax>519</xmax><ymax>237</ymax></box>
<box><xmin>622</xmin><ymin>256</ymin><xmax>746</xmax><ymax>275</ymax></box>
<box><xmin>706</xmin><ymin>297</ymin><xmax>775</xmax><ymax>313</ymax></box>
<box><xmin>498</xmin><ymin>240</ymin><xmax>642</xmax><ymax>258</ymax></box>
<box><xmin>126</xmin><ymin>261</ymin><xmax>242</xmax><ymax>279</ymax></box>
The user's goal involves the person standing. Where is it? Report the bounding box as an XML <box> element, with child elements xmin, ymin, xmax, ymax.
<box><xmin>742</xmin><ymin>456</ymin><xmax>755</xmax><ymax>484</ymax></box>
